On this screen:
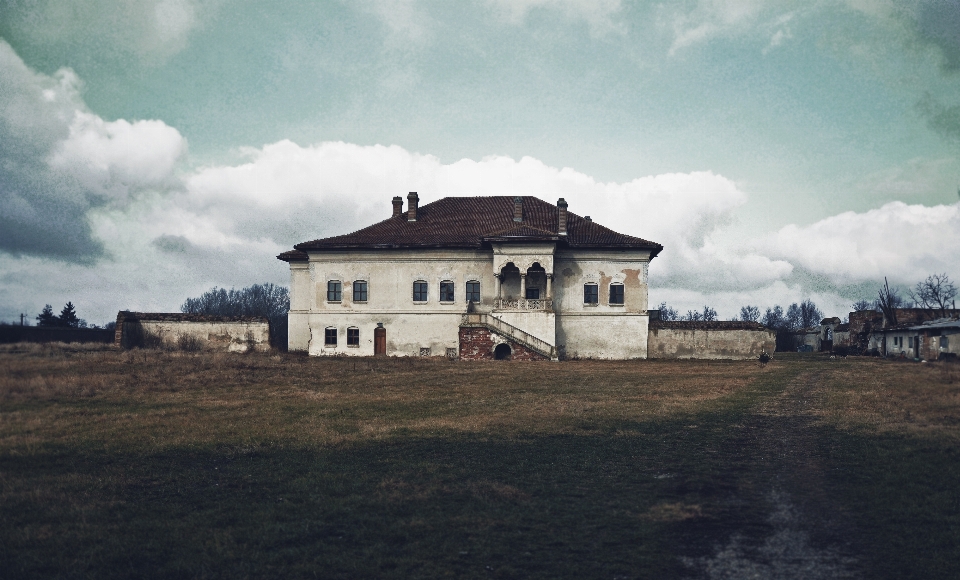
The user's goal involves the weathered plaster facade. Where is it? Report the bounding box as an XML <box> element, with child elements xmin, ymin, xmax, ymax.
<box><xmin>115</xmin><ymin>312</ymin><xmax>271</xmax><ymax>352</ymax></box>
<box><xmin>280</xmin><ymin>195</ymin><xmax>662</xmax><ymax>360</ymax></box>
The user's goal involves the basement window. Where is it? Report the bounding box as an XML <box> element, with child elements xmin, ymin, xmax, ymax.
<box><xmin>466</xmin><ymin>280</ymin><xmax>480</xmax><ymax>303</ymax></box>
<box><xmin>413</xmin><ymin>280</ymin><xmax>428</xmax><ymax>302</ymax></box>
<box><xmin>324</xmin><ymin>327</ymin><xmax>337</xmax><ymax>347</ymax></box>
<box><xmin>347</xmin><ymin>327</ymin><xmax>359</xmax><ymax>347</ymax></box>
<box><xmin>327</xmin><ymin>280</ymin><xmax>342</xmax><ymax>302</ymax></box>
<box><xmin>583</xmin><ymin>283</ymin><xmax>598</xmax><ymax>305</ymax></box>
<box><xmin>353</xmin><ymin>280</ymin><xmax>368</xmax><ymax>302</ymax></box>
<box><xmin>440</xmin><ymin>281</ymin><xmax>455</xmax><ymax>302</ymax></box>
<box><xmin>609</xmin><ymin>283</ymin><xmax>624</xmax><ymax>305</ymax></box>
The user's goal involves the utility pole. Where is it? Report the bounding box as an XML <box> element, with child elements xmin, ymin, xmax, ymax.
<box><xmin>20</xmin><ymin>313</ymin><xmax>26</xmax><ymax>326</ymax></box>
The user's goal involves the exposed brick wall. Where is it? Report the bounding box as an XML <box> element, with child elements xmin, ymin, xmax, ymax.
<box><xmin>458</xmin><ymin>327</ymin><xmax>547</xmax><ymax>361</ymax></box>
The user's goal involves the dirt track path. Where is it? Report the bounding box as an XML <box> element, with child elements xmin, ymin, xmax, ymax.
<box><xmin>683</xmin><ymin>368</ymin><xmax>862</xmax><ymax>579</ymax></box>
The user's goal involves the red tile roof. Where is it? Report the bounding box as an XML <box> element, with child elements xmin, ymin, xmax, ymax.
<box><xmin>281</xmin><ymin>196</ymin><xmax>662</xmax><ymax>257</ymax></box>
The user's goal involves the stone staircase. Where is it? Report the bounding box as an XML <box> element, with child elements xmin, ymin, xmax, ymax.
<box><xmin>461</xmin><ymin>313</ymin><xmax>558</xmax><ymax>360</ymax></box>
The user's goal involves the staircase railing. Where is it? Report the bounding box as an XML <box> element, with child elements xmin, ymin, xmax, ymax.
<box><xmin>461</xmin><ymin>313</ymin><xmax>558</xmax><ymax>360</ymax></box>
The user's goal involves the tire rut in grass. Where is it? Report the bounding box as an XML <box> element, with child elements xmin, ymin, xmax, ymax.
<box><xmin>681</xmin><ymin>367</ymin><xmax>862</xmax><ymax>579</ymax></box>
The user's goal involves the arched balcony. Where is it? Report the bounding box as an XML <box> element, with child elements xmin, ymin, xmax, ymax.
<box><xmin>493</xmin><ymin>261</ymin><xmax>554</xmax><ymax>311</ymax></box>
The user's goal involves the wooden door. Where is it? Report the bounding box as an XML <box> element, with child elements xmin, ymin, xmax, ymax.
<box><xmin>374</xmin><ymin>326</ymin><xmax>386</xmax><ymax>356</ymax></box>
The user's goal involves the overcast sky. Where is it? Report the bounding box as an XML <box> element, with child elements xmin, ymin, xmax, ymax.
<box><xmin>2</xmin><ymin>0</ymin><xmax>959</xmax><ymax>325</ymax></box>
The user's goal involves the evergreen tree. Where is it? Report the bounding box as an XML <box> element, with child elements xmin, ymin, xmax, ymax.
<box><xmin>36</xmin><ymin>304</ymin><xmax>58</xmax><ymax>326</ymax></box>
<box><xmin>58</xmin><ymin>302</ymin><xmax>80</xmax><ymax>328</ymax></box>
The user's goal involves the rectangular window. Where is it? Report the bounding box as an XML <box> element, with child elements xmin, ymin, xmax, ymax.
<box><xmin>413</xmin><ymin>281</ymin><xmax>428</xmax><ymax>302</ymax></box>
<box><xmin>324</xmin><ymin>328</ymin><xmax>337</xmax><ymax>346</ymax></box>
<box><xmin>942</xmin><ymin>336</ymin><xmax>949</xmax><ymax>349</ymax></box>
<box><xmin>327</xmin><ymin>280</ymin><xmax>342</xmax><ymax>302</ymax></box>
<box><xmin>466</xmin><ymin>281</ymin><xmax>480</xmax><ymax>303</ymax></box>
<box><xmin>609</xmin><ymin>284</ymin><xmax>624</xmax><ymax>305</ymax></box>
<box><xmin>908</xmin><ymin>337</ymin><xmax>913</xmax><ymax>348</ymax></box>
<box><xmin>440</xmin><ymin>281</ymin><xmax>455</xmax><ymax>302</ymax></box>
<box><xmin>347</xmin><ymin>327</ymin><xmax>359</xmax><ymax>346</ymax></box>
<box><xmin>525</xmin><ymin>287</ymin><xmax>540</xmax><ymax>299</ymax></box>
<box><xmin>353</xmin><ymin>280</ymin><xmax>368</xmax><ymax>302</ymax></box>
<box><xmin>583</xmin><ymin>283</ymin><xmax>598</xmax><ymax>304</ymax></box>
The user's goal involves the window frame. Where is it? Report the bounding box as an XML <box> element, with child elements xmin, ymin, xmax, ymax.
<box><xmin>609</xmin><ymin>283</ymin><xmax>624</xmax><ymax>305</ymax></box>
<box><xmin>525</xmin><ymin>287</ymin><xmax>541</xmax><ymax>300</ymax></box>
<box><xmin>353</xmin><ymin>280</ymin><xmax>368</xmax><ymax>303</ymax></box>
<box><xmin>583</xmin><ymin>283</ymin><xmax>599</xmax><ymax>305</ymax></box>
<box><xmin>324</xmin><ymin>327</ymin><xmax>338</xmax><ymax>347</ymax></box>
<box><xmin>413</xmin><ymin>280</ymin><xmax>428</xmax><ymax>302</ymax></box>
<box><xmin>346</xmin><ymin>327</ymin><xmax>359</xmax><ymax>347</ymax></box>
<box><xmin>327</xmin><ymin>280</ymin><xmax>342</xmax><ymax>302</ymax></box>
<box><xmin>466</xmin><ymin>280</ymin><xmax>481</xmax><ymax>303</ymax></box>
<box><xmin>439</xmin><ymin>280</ymin><xmax>455</xmax><ymax>303</ymax></box>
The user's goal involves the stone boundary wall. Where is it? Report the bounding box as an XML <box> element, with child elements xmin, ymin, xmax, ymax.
<box><xmin>458</xmin><ymin>327</ymin><xmax>547</xmax><ymax>361</ymax></box>
<box><xmin>648</xmin><ymin>321</ymin><xmax>775</xmax><ymax>360</ymax></box>
<box><xmin>115</xmin><ymin>312</ymin><xmax>271</xmax><ymax>352</ymax></box>
<box><xmin>0</xmin><ymin>326</ymin><xmax>114</xmax><ymax>344</ymax></box>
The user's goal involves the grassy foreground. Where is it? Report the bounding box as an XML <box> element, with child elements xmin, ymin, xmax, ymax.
<box><xmin>1</xmin><ymin>344</ymin><xmax>959</xmax><ymax>579</ymax></box>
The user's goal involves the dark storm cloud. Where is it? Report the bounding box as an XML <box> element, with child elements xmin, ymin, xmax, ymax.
<box><xmin>915</xmin><ymin>0</ymin><xmax>960</xmax><ymax>72</ymax></box>
<box><xmin>0</xmin><ymin>39</ymin><xmax>185</xmax><ymax>262</ymax></box>
<box><xmin>917</xmin><ymin>93</ymin><xmax>960</xmax><ymax>142</ymax></box>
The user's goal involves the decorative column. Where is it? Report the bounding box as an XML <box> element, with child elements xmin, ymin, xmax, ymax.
<box><xmin>520</xmin><ymin>273</ymin><xmax>527</xmax><ymax>299</ymax></box>
<box><xmin>494</xmin><ymin>273</ymin><xmax>501</xmax><ymax>299</ymax></box>
<box><xmin>546</xmin><ymin>274</ymin><xmax>553</xmax><ymax>299</ymax></box>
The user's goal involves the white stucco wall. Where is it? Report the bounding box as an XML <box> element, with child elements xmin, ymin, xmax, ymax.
<box><xmin>286</xmin><ymin>246</ymin><xmax>654</xmax><ymax>359</ymax></box>
<box><xmin>137</xmin><ymin>320</ymin><xmax>270</xmax><ymax>352</ymax></box>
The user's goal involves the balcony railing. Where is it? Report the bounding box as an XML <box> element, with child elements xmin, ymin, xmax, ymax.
<box><xmin>494</xmin><ymin>298</ymin><xmax>554</xmax><ymax>311</ymax></box>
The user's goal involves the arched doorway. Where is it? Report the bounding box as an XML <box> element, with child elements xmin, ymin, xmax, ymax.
<box><xmin>494</xmin><ymin>343</ymin><xmax>511</xmax><ymax>360</ymax></box>
<box><xmin>374</xmin><ymin>324</ymin><xmax>386</xmax><ymax>355</ymax></box>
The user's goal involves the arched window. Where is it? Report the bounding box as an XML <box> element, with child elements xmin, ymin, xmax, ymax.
<box><xmin>583</xmin><ymin>283</ymin><xmax>598</xmax><ymax>304</ymax></box>
<box><xmin>413</xmin><ymin>280</ymin><xmax>428</xmax><ymax>302</ymax></box>
<box><xmin>609</xmin><ymin>283</ymin><xmax>624</xmax><ymax>305</ymax></box>
<box><xmin>353</xmin><ymin>280</ymin><xmax>368</xmax><ymax>302</ymax></box>
<box><xmin>466</xmin><ymin>280</ymin><xmax>481</xmax><ymax>303</ymax></box>
<box><xmin>327</xmin><ymin>280</ymin><xmax>342</xmax><ymax>302</ymax></box>
<box><xmin>440</xmin><ymin>280</ymin><xmax>455</xmax><ymax>302</ymax></box>
<box><xmin>324</xmin><ymin>327</ymin><xmax>337</xmax><ymax>346</ymax></box>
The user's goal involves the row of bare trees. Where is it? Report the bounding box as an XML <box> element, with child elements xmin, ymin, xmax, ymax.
<box><xmin>875</xmin><ymin>273</ymin><xmax>957</xmax><ymax>326</ymax></box>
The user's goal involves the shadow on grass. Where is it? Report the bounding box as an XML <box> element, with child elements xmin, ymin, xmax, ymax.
<box><xmin>3</xmin><ymin>418</ymin><xmax>959</xmax><ymax>579</ymax></box>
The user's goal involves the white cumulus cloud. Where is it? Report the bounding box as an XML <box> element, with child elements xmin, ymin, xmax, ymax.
<box><xmin>767</xmin><ymin>200</ymin><xmax>960</xmax><ymax>286</ymax></box>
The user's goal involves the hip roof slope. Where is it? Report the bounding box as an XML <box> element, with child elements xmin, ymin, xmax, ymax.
<box><xmin>293</xmin><ymin>196</ymin><xmax>662</xmax><ymax>253</ymax></box>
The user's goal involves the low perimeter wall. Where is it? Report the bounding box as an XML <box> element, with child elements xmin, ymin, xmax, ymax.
<box><xmin>648</xmin><ymin>321</ymin><xmax>776</xmax><ymax>360</ymax></box>
<box><xmin>115</xmin><ymin>312</ymin><xmax>271</xmax><ymax>352</ymax></box>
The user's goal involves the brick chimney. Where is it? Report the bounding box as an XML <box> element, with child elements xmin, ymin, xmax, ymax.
<box><xmin>557</xmin><ymin>198</ymin><xmax>568</xmax><ymax>235</ymax></box>
<box><xmin>513</xmin><ymin>196</ymin><xmax>523</xmax><ymax>222</ymax></box>
<box><xmin>392</xmin><ymin>196</ymin><xmax>403</xmax><ymax>217</ymax></box>
<box><xmin>407</xmin><ymin>192</ymin><xmax>419</xmax><ymax>221</ymax></box>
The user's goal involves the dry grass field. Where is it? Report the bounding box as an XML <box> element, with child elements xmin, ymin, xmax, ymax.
<box><xmin>2</xmin><ymin>343</ymin><xmax>959</xmax><ymax>579</ymax></box>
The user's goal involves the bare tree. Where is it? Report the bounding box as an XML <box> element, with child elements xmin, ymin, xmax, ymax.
<box><xmin>876</xmin><ymin>277</ymin><xmax>902</xmax><ymax>327</ymax></box>
<box><xmin>683</xmin><ymin>306</ymin><xmax>717</xmax><ymax>322</ymax></box>
<box><xmin>656</xmin><ymin>302</ymin><xmax>679</xmax><ymax>321</ymax></box>
<box><xmin>762</xmin><ymin>305</ymin><xmax>786</xmax><ymax>329</ymax></box>
<box><xmin>738</xmin><ymin>305</ymin><xmax>761</xmax><ymax>322</ymax></box>
<box><xmin>851</xmin><ymin>299</ymin><xmax>872</xmax><ymax>312</ymax></box>
<box><xmin>908</xmin><ymin>273</ymin><xmax>957</xmax><ymax>317</ymax></box>
<box><xmin>799</xmin><ymin>299</ymin><xmax>823</xmax><ymax>328</ymax></box>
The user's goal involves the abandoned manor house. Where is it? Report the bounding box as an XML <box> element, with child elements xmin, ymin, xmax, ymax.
<box><xmin>278</xmin><ymin>194</ymin><xmax>669</xmax><ymax>360</ymax></box>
